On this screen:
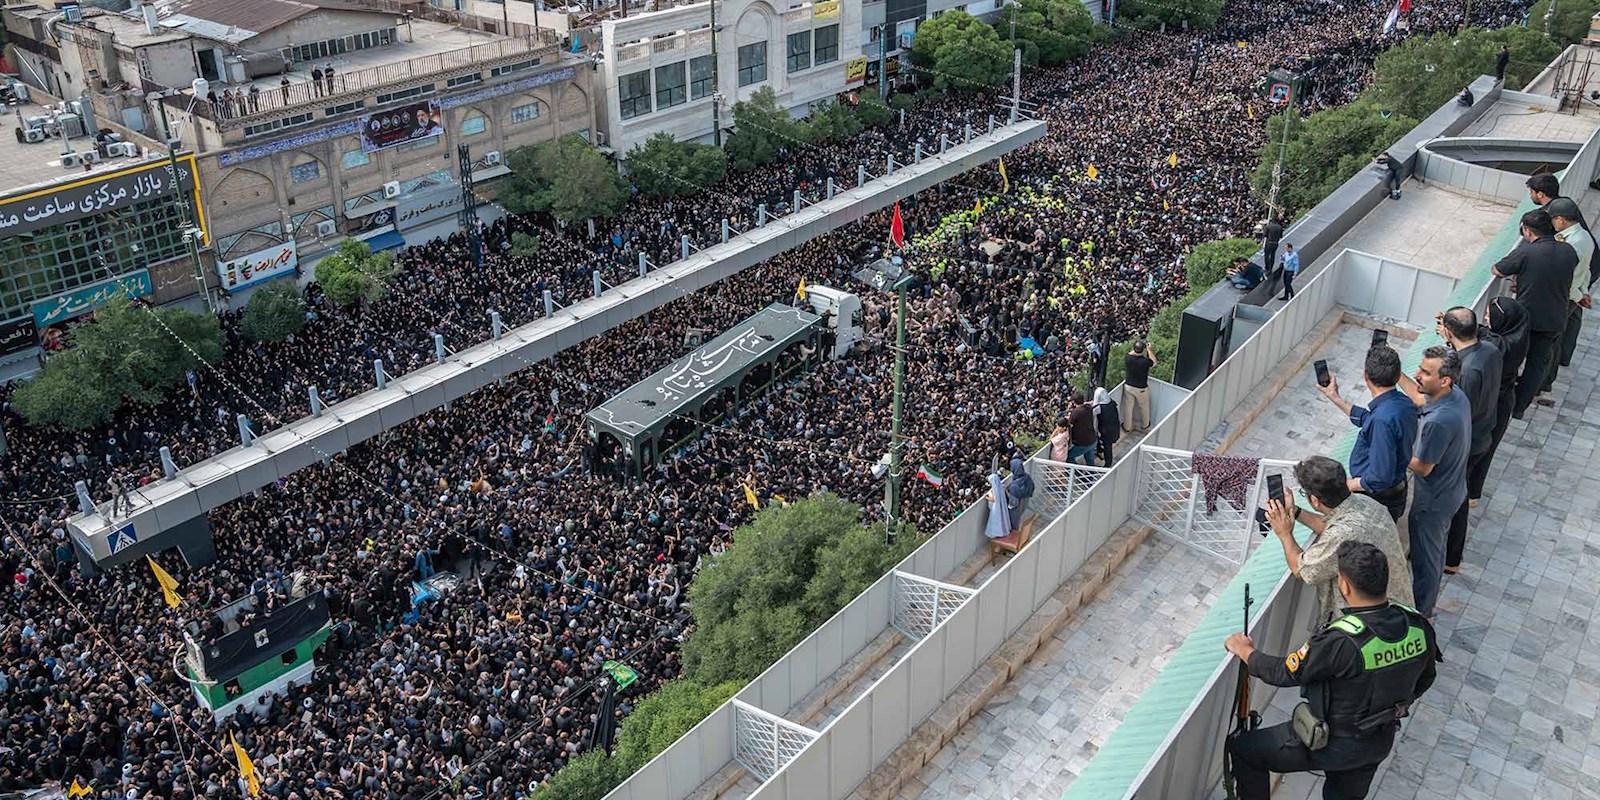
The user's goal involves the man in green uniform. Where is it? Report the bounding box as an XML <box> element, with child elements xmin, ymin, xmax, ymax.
<box><xmin>1223</xmin><ymin>541</ymin><xmax>1440</xmax><ymax>799</ymax></box>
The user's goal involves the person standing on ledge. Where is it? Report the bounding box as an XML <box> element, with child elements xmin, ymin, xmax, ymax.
<box><xmin>1224</xmin><ymin>542</ymin><xmax>1440</xmax><ymax>800</ymax></box>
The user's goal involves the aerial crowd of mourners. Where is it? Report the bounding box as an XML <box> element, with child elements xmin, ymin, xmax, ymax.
<box><xmin>0</xmin><ymin>0</ymin><xmax>1533</xmax><ymax>796</ymax></box>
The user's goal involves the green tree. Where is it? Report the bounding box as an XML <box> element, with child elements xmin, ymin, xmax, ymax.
<box><xmin>1002</xmin><ymin>0</ymin><xmax>1094</xmax><ymax>66</ymax></box>
<box><xmin>528</xmin><ymin>751</ymin><xmax>619</xmax><ymax>800</ymax></box>
<box><xmin>725</xmin><ymin>86</ymin><xmax>810</xmax><ymax>172</ymax></box>
<box><xmin>855</xmin><ymin>94</ymin><xmax>894</xmax><ymax>128</ymax></box>
<box><xmin>1529</xmin><ymin>0</ymin><xmax>1600</xmax><ymax>47</ymax></box>
<box><xmin>502</xmin><ymin>134</ymin><xmax>629</xmax><ymax>223</ymax></box>
<box><xmin>802</xmin><ymin>101</ymin><xmax>865</xmax><ymax>144</ymax></box>
<box><xmin>1183</xmin><ymin>238</ymin><xmax>1261</xmax><ymax>288</ymax></box>
<box><xmin>239</xmin><ymin>281</ymin><xmax>305</xmax><ymax>343</ymax></box>
<box><xmin>1114</xmin><ymin>0</ymin><xmax>1225</xmax><ymax>30</ymax></box>
<box><xmin>613</xmin><ymin>680</ymin><xmax>745</xmax><ymax>773</ymax></box>
<box><xmin>911</xmin><ymin>11</ymin><xmax>1012</xmax><ymax>92</ymax></box>
<box><xmin>13</xmin><ymin>298</ymin><xmax>223</xmax><ymax>429</ymax></box>
<box><xmin>799</xmin><ymin>523</ymin><xmax>917</xmax><ymax>624</ymax></box>
<box><xmin>1251</xmin><ymin>100</ymin><xmax>1418</xmax><ymax>220</ymax></box>
<box><xmin>508</xmin><ymin>231</ymin><xmax>542</xmax><ymax>257</ymax></box>
<box><xmin>314</xmin><ymin>238</ymin><xmax>400</xmax><ymax>308</ymax></box>
<box><xmin>625</xmin><ymin>132</ymin><xmax>729</xmax><ymax>199</ymax></box>
<box><xmin>1366</xmin><ymin>26</ymin><xmax>1559</xmax><ymax>119</ymax></box>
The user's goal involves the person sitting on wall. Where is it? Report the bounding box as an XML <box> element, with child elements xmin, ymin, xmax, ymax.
<box><xmin>1228</xmin><ymin>256</ymin><xmax>1265</xmax><ymax>290</ymax></box>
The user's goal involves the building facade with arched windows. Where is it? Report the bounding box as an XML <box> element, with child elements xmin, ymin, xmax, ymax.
<box><xmin>597</xmin><ymin>0</ymin><xmax>863</xmax><ymax>156</ymax></box>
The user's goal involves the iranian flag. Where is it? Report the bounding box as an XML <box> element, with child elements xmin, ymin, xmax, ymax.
<box><xmin>916</xmin><ymin>464</ymin><xmax>945</xmax><ymax>487</ymax></box>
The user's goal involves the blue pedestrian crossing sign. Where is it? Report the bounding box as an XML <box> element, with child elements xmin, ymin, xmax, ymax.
<box><xmin>108</xmin><ymin>523</ymin><xmax>138</xmax><ymax>554</ymax></box>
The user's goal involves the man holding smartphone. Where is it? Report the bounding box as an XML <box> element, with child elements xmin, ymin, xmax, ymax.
<box><xmin>1263</xmin><ymin>456</ymin><xmax>1414</xmax><ymax>627</ymax></box>
<box><xmin>1123</xmin><ymin>341</ymin><xmax>1156</xmax><ymax>433</ymax></box>
<box><xmin>1317</xmin><ymin>346</ymin><xmax>1417</xmax><ymax>522</ymax></box>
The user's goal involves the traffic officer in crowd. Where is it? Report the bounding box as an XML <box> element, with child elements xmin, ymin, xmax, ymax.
<box><xmin>1223</xmin><ymin>542</ymin><xmax>1441</xmax><ymax>799</ymax></box>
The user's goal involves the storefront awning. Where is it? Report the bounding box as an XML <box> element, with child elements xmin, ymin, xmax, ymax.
<box><xmin>345</xmin><ymin>201</ymin><xmax>396</xmax><ymax>219</ymax></box>
<box><xmin>356</xmin><ymin>228</ymin><xmax>407</xmax><ymax>253</ymax></box>
<box><xmin>472</xmin><ymin>164</ymin><xmax>512</xmax><ymax>181</ymax></box>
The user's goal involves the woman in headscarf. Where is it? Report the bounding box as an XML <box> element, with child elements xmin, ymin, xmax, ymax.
<box><xmin>1093</xmin><ymin>387</ymin><xmax>1121</xmax><ymax>466</ymax></box>
<box><xmin>1005</xmin><ymin>457</ymin><xmax>1035</xmax><ymax>525</ymax></box>
<box><xmin>1469</xmin><ymin>295</ymin><xmax>1529</xmax><ymax>506</ymax></box>
<box><xmin>984</xmin><ymin>471</ymin><xmax>1013</xmax><ymax>539</ymax></box>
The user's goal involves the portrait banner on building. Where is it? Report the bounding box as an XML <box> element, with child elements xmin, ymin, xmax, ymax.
<box><xmin>358</xmin><ymin>99</ymin><xmax>445</xmax><ymax>153</ymax></box>
<box><xmin>218</xmin><ymin>240</ymin><xmax>299</xmax><ymax>293</ymax></box>
<box><xmin>814</xmin><ymin>0</ymin><xmax>840</xmax><ymax>19</ymax></box>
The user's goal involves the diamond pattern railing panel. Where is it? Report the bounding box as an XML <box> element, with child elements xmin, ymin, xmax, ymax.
<box><xmin>1032</xmin><ymin>458</ymin><xmax>1111</xmax><ymax>522</ymax></box>
<box><xmin>890</xmin><ymin>570</ymin><xmax>976</xmax><ymax>640</ymax></box>
<box><xmin>731</xmin><ymin>701</ymin><xmax>818</xmax><ymax>781</ymax></box>
<box><xmin>1134</xmin><ymin>447</ymin><xmax>1303</xmax><ymax>566</ymax></box>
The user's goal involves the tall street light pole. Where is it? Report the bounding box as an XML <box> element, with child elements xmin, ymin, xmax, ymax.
<box><xmin>884</xmin><ymin>273</ymin><xmax>912</xmax><ymax>542</ymax></box>
<box><xmin>710</xmin><ymin>0</ymin><xmax>722</xmax><ymax>146</ymax></box>
<box><xmin>153</xmin><ymin>92</ymin><xmax>211</xmax><ymax>313</ymax></box>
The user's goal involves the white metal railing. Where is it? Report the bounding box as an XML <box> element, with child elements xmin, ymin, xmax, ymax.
<box><xmin>732</xmin><ymin>701</ymin><xmax>818</xmax><ymax>781</ymax></box>
<box><xmin>1133</xmin><ymin>446</ymin><xmax>1301</xmax><ymax>566</ymax></box>
<box><xmin>889</xmin><ymin>570</ymin><xmax>975</xmax><ymax>640</ymax></box>
<box><xmin>1032</xmin><ymin>458</ymin><xmax>1110</xmax><ymax>521</ymax></box>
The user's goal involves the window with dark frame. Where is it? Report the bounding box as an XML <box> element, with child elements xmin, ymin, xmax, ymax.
<box><xmin>787</xmin><ymin>31</ymin><xmax>812</xmax><ymax>73</ymax></box>
<box><xmin>619</xmin><ymin>69</ymin><xmax>653</xmax><ymax>119</ymax></box>
<box><xmin>737</xmin><ymin>42</ymin><xmax>767</xmax><ymax>86</ymax></box>
<box><xmin>689</xmin><ymin>55</ymin><xmax>714</xmax><ymax>99</ymax></box>
<box><xmin>814</xmin><ymin>24</ymin><xmax>839</xmax><ymax>64</ymax></box>
<box><xmin>655</xmin><ymin>62</ymin><xmax>687</xmax><ymax>109</ymax></box>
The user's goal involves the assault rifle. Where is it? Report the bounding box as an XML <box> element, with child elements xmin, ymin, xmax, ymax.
<box><xmin>1223</xmin><ymin>583</ymin><xmax>1260</xmax><ymax>800</ymax></box>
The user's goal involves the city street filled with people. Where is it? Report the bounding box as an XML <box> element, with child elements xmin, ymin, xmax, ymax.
<box><xmin>0</xmin><ymin>0</ymin><xmax>1534</xmax><ymax>797</ymax></box>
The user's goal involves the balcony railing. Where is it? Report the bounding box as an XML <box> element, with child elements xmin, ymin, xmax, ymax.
<box><xmin>156</xmin><ymin>33</ymin><xmax>559</xmax><ymax>128</ymax></box>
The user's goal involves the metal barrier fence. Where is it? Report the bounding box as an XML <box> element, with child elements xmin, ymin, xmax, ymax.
<box><xmin>1031</xmin><ymin>458</ymin><xmax>1109</xmax><ymax>522</ymax></box>
<box><xmin>889</xmin><ymin>570</ymin><xmax>975</xmax><ymax>640</ymax></box>
<box><xmin>732</xmin><ymin>701</ymin><xmax>818</xmax><ymax>782</ymax></box>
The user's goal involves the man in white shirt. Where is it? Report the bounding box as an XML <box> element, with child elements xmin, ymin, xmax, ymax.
<box><xmin>1537</xmin><ymin>198</ymin><xmax>1592</xmax><ymax>403</ymax></box>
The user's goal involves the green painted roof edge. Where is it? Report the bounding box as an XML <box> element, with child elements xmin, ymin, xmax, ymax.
<box><xmin>1062</xmin><ymin>188</ymin><xmax>1537</xmax><ymax>800</ymax></box>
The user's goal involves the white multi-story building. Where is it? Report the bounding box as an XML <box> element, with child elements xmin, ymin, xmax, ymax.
<box><xmin>597</xmin><ymin>0</ymin><xmax>862</xmax><ymax>155</ymax></box>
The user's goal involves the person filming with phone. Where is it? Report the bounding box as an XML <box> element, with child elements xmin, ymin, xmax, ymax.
<box><xmin>1316</xmin><ymin>346</ymin><xmax>1417</xmax><ymax>522</ymax></box>
<box><xmin>1223</xmin><ymin>542</ymin><xmax>1440</xmax><ymax>800</ymax></box>
<box><xmin>1263</xmin><ymin>456</ymin><xmax>1414</xmax><ymax>627</ymax></box>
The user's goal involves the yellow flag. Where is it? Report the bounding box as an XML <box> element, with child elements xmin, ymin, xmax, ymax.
<box><xmin>796</xmin><ymin>278</ymin><xmax>807</xmax><ymax>300</ymax></box>
<box><xmin>230</xmin><ymin>731</ymin><xmax>262</xmax><ymax>798</ymax></box>
<box><xmin>1248</xmin><ymin>105</ymin><xmax>1255</xmax><ymax>120</ymax></box>
<box><xmin>1163</xmin><ymin>199</ymin><xmax>1170</xmax><ymax>211</ymax></box>
<box><xmin>743</xmin><ymin>483</ymin><xmax>760</xmax><ymax>510</ymax></box>
<box><xmin>68</xmin><ymin>779</ymin><xmax>93</xmax><ymax>799</ymax></box>
<box><xmin>1085</xmin><ymin>163</ymin><xmax>1099</xmax><ymax>180</ymax></box>
<box><xmin>147</xmin><ymin>555</ymin><xmax>181</xmax><ymax>610</ymax></box>
<box><xmin>998</xmin><ymin>159</ymin><xmax>1010</xmax><ymax>192</ymax></box>
<box><xmin>1167</xmin><ymin>153</ymin><xmax>1178</xmax><ymax>168</ymax></box>
<box><xmin>974</xmin><ymin>198</ymin><xmax>985</xmax><ymax>215</ymax></box>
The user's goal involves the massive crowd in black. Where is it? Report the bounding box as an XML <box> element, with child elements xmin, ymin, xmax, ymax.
<box><xmin>0</xmin><ymin>0</ymin><xmax>1531</xmax><ymax>797</ymax></box>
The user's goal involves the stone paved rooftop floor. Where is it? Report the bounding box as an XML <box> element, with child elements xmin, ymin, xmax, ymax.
<box><xmin>1269</xmin><ymin>304</ymin><xmax>1600</xmax><ymax>800</ymax></box>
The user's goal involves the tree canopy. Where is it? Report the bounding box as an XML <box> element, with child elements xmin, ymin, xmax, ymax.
<box><xmin>314</xmin><ymin>238</ymin><xmax>401</xmax><ymax>308</ymax></box>
<box><xmin>239</xmin><ymin>281</ymin><xmax>305</xmax><ymax>343</ymax></box>
<box><xmin>1001</xmin><ymin>0</ymin><xmax>1096</xmax><ymax>66</ymax></box>
<box><xmin>1113</xmin><ymin>0</ymin><xmax>1226</xmax><ymax>30</ymax></box>
<box><xmin>725</xmin><ymin>86</ymin><xmax>810</xmax><ymax>172</ymax></box>
<box><xmin>911</xmin><ymin>10</ymin><xmax>1013</xmax><ymax>92</ymax></box>
<box><xmin>1365</xmin><ymin>25</ymin><xmax>1559</xmax><ymax>118</ymax></box>
<box><xmin>1529</xmin><ymin>0</ymin><xmax>1600</xmax><ymax>47</ymax></box>
<box><xmin>625</xmin><ymin>132</ymin><xmax>728</xmax><ymax>200</ymax></box>
<box><xmin>502</xmin><ymin>134</ymin><xmax>629</xmax><ymax>223</ymax></box>
<box><xmin>13</xmin><ymin>298</ymin><xmax>222</xmax><ymax>429</ymax></box>
<box><xmin>1252</xmin><ymin>99</ymin><xmax>1418</xmax><ymax>220</ymax></box>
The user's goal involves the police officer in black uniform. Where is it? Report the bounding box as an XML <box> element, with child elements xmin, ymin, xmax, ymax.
<box><xmin>1223</xmin><ymin>541</ymin><xmax>1440</xmax><ymax>799</ymax></box>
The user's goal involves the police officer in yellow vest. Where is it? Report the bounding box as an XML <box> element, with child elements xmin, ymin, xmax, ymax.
<box><xmin>1223</xmin><ymin>541</ymin><xmax>1440</xmax><ymax>799</ymax></box>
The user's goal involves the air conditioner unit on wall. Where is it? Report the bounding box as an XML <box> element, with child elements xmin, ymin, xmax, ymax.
<box><xmin>107</xmin><ymin>141</ymin><xmax>138</xmax><ymax>157</ymax></box>
<box><xmin>484</xmin><ymin>150</ymin><xmax>502</xmax><ymax>166</ymax></box>
<box><xmin>316</xmin><ymin>219</ymin><xmax>337</xmax><ymax>237</ymax></box>
<box><xmin>382</xmin><ymin>180</ymin><xmax>402</xmax><ymax>199</ymax></box>
<box><xmin>60</xmin><ymin>152</ymin><xmax>82</xmax><ymax>168</ymax></box>
<box><xmin>76</xmin><ymin>149</ymin><xmax>101</xmax><ymax>163</ymax></box>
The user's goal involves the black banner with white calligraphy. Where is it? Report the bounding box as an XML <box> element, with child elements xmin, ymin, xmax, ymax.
<box><xmin>0</xmin><ymin>156</ymin><xmax>200</xmax><ymax>239</ymax></box>
<box><xmin>0</xmin><ymin>317</ymin><xmax>37</xmax><ymax>358</ymax></box>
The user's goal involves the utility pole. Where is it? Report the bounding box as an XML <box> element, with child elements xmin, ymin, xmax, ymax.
<box><xmin>1010</xmin><ymin>47</ymin><xmax>1021</xmax><ymax>123</ymax></box>
<box><xmin>457</xmin><ymin>143</ymin><xmax>483</xmax><ymax>270</ymax></box>
<box><xmin>710</xmin><ymin>0</ymin><xmax>722</xmax><ymax>146</ymax></box>
<box><xmin>878</xmin><ymin>25</ymin><xmax>888</xmax><ymax>100</ymax></box>
<box><xmin>500</xmin><ymin>0</ymin><xmax>510</xmax><ymax>34</ymax></box>
<box><xmin>1266</xmin><ymin>82</ymin><xmax>1294</xmax><ymax>222</ymax></box>
<box><xmin>154</xmin><ymin>94</ymin><xmax>211</xmax><ymax>313</ymax></box>
<box><xmin>884</xmin><ymin>274</ymin><xmax>911</xmax><ymax>542</ymax></box>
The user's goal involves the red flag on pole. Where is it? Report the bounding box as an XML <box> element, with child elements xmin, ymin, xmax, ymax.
<box><xmin>1398</xmin><ymin>0</ymin><xmax>1410</xmax><ymax>12</ymax></box>
<box><xmin>890</xmin><ymin>202</ymin><xmax>905</xmax><ymax>249</ymax></box>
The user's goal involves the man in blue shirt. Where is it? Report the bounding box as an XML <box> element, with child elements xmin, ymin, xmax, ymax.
<box><xmin>1278</xmin><ymin>243</ymin><xmax>1300</xmax><ymax>301</ymax></box>
<box><xmin>1317</xmin><ymin>345</ymin><xmax>1416</xmax><ymax>522</ymax></box>
<box><xmin>1398</xmin><ymin>346</ymin><xmax>1471</xmax><ymax>618</ymax></box>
